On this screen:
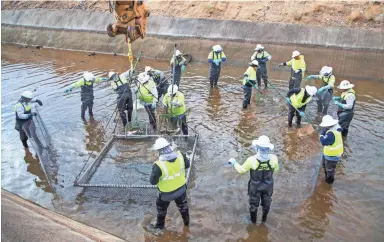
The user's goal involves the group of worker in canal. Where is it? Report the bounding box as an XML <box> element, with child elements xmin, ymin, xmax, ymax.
<box><xmin>14</xmin><ymin>43</ymin><xmax>356</xmax><ymax>230</ymax></box>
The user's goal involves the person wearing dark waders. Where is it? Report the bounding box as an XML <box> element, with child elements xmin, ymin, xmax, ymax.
<box><xmin>279</xmin><ymin>50</ymin><xmax>306</xmax><ymax>89</ymax></box>
<box><xmin>14</xmin><ymin>91</ymin><xmax>43</xmax><ymax>148</ymax></box>
<box><xmin>228</xmin><ymin>135</ymin><xmax>279</xmax><ymax>223</ymax></box>
<box><xmin>207</xmin><ymin>45</ymin><xmax>227</xmax><ymax>88</ymax></box>
<box><xmin>65</xmin><ymin>72</ymin><xmax>108</xmax><ymax>120</ymax></box>
<box><xmin>145</xmin><ymin>66</ymin><xmax>169</xmax><ymax>100</ymax></box>
<box><xmin>170</xmin><ymin>50</ymin><xmax>187</xmax><ymax>87</ymax></box>
<box><xmin>333</xmin><ymin>80</ymin><xmax>356</xmax><ymax>137</ymax></box>
<box><xmin>135</xmin><ymin>72</ymin><xmax>158</xmax><ymax>130</ymax></box>
<box><xmin>242</xmin><ymin>60</ymin><xmax>259</xmax><ymax>109</ymax></box>
<box><xmin>286</xmin><ymin>85</ymin><xmax>317</xmax><ymax>127</ymax></box>
<box><xmin>319</xmin><ymin>115</ymin><xmax>344</xmax><ymax>184</ymax></box>
<box><xmin>162</xmin><ymin>85</ymin><xmax>188</xmax><ymax>135</ymax></box>
<box><xmin>251</xmin><ymin>44</ymin><xmax>271</xmax><ymax>89</ymax></box>
<box><xmin>149</xmin><ymin>138</ymin><xmax>190</xmax><ymax>230</ymax></box>
<box><xmin>306</xmin><ymin>66</ymin><xmax>335</xmax><ymax>115</ymax></box>
<box><xmin>108</xmin><ymin>70</ymin><xmax>134</xmax><ymax>128</ymax></box>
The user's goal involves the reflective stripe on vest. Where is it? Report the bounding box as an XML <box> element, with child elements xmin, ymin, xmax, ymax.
<box><xmin>155</xmin><ymin>151</ymin><xmax>186</xmax><ymax>192</ymax></box>
<box><xmin>290</xmin><ymin>89</ymin><xmax>311</xmax><ymax>108</ymax></box>
<box><xmin>138</xmin><ymin>80</ymin><xmax>156</xmax><ymax>103</ymax></box>
<box><xmin>340</xmin><ymin>89</ymin><xmax>356</xmax><ymax>112</ymax></box>
<box><xmin>211</xmin><ymin>51</ymin><xmax>222</xmax><ymax>60</ymax></box>
<box><xmin>323</xmin><ymin>129</ymin><xmax>344</xmax><ymax>156</ymax></box>
<box><xmin>14</xmin><ymin>102</ymin><xmax>32</xmax><ymax>120</ymax></box>
<box><xmin>164</xmin><ymin>92</ymin><xmax>186</xmax><ymax>116</ymax></box>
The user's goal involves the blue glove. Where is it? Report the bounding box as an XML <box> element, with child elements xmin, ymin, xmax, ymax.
<box><xmin>152</xmin><ymin>102</ymin><xmax>157</xmax><ymax>109</ymax></box>
<box><xmin>221</xmin><ymin>57</ymin><xmax>227</xmax><ymax>62</ymax></box>
<box><xmin>332</xmin><ymin>96</ymin><xmax>341</xmax><ymax>101</ymax></box>
<box><xmin>299</xmin><ymin>111</ymin><xmax>305</xmax><ymax>117</ymax></box>
<box><xmin>318</xmin><ymin>86</ymin><xmax>327</xmax><ymax>94</ymax></box>
<box><xmin>228</xmin><ymin>158</ymin><xmax>237</xmax><ymax>165</ymax></box>
<box><xmin>208</xmin><ymin>59</ymin><xmax>213</xmax><ymax>63</ymax></box>
<box><xmin>321</xmin><ymin>128</ymin><xmax>327</xmax><ymax>136</ymax></box>
<box><xmin>263</xmin><ymin>58</ymin><xmax>269</xmax><ymax>62</ymax></box>
<box><xmin>334</xmin><ymin>101</ymin><xmax>343</xmax><ymax>108</ymax></box>
<box><xmin>132</xmin><ymin>87</ymin><xmax>138</xmax><ymax>93</ymax></box>
<box><xmin>285</xmin><ymin>97</ymin><xmax>291</xmax><ymax>104</ymax></box>
<box><xmin>213</xmin><ymin>59</ymin><xmax>221</xmax><ymax>66</ymax></box>
<box><xmin>306</xmin><ymin>75</ymin><xmax>316</xmax><ymax>81</ymax></box>
<box><xmin>100</xmin><ymin>77</ymin><xmax>108</xmax><ymax>81</ymax></box>
<box><xmin>181</xmin><ymin>65</ymin><xmax>186</xmax><ymax>73</ymax></box>
<box><xmin>64</xmin><ymin>86</ymin><xmax>73</xmax><ymax>93</ymax></box>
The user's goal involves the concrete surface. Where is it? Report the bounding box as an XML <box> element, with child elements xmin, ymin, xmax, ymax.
<box><xmin>1</xmin><ymin>189</ymin><xmax>126</xmax><ymax>242</ymax></box>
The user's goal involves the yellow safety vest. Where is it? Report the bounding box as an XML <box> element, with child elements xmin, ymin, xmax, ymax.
<box><xmin>287</xmin><ymin>55</ymin><xmax>306</xmax><ymax>77</ymax></box>
<box><xmin>14</xmin><ymin>102</ymin><xmax>31</xmax><ymax>114</ymax></box>
<box><xmin>208</xmin><ymin>51</ymin><xmax>226</xmax><ymax>60</ymax></box>
<box><xmin>138</xmin><ymin>80</ymin><xmax>156</xmax><ymax>104</ymax></box>
<box><xmin>323</xmin><ymin>129</ymin><xmax>344</xmax><ymax>156</ymax></box>
<box><xmin>163</xmin><ymin>92</ymin><xmax>187</xmax><ymax>116</ymax></box>
<box><xmin>341</xmin><ymin>89</ymin><xmax>355</xmax><ymax>101</ymax></box>
<box><xmin>155</xmin><ymin>151</ymin><xmax>186</xmax><ymax>192</ymax></box>
<box><xmin>242</xmin><ymin>66</ymin><xmax>257</xmax><ymax>85</ymax></box>
<box><xmin>289</xmin><ymin>88</ymin><xmax>311</xmax><ymax>108</ymax></box>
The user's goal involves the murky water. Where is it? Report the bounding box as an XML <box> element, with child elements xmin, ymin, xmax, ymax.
<box><xmin>2</xmin><ymin>43</ymin><xmax>384</xmax><ymax>241</ymax></box>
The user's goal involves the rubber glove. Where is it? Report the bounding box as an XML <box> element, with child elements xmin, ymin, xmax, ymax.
<box><xmin>306</xmin><ymin>75</ymin><xmax>316</xmax><ymax>81</ymax></box>
<box><xmin>213</xmin><ymin>59</ymin><xmax>221</xmax><ymax>66</ymax></box>
<box><xmin>299</xmin><ymin>111</ymin><xmax>305</xmax><ymax>117</ymax></box>
<box><xmin>228</xmin><ymin>158</ymin><xmax>237</xmax><ymax>165</ymax></box>
<box><xmin>258</xmin><ymin>59</ymin><xmax>265</xmax><ymax>64</ymax></box>
<box><xmin>318</xmin><ymin>86</ymin><xmax>328</xmax><ymax>94</ymax></box>
<box><xmin>208</xmin><ymin>59</ymin><xmax>213</xmax><ymax>63</ymax></box>
<box><xmin>152</xmin><ymin>102</ymin><xmax>157</xmax><ymax>109</ymax></box>
<box><xmin>132</xmin><ymin>87</ymin><xmax>138</xmax><ymax>93</ymax></box>
<box><xmin>334</xmin><ymin>101</ymin><xmax>343</xmax><ymax>108</ymax></box>
<box><xmin>332</xmin><ymin>97</ymin><xmax>341</xmax><ymax>101</ymax></box>
<box><xmin>295</xmin><ymin>69</ymin><xmax>302</xmax><ymax>74</ymax></box>
<box><xmin>179</xmin><ymin>61</ymin><xmax>185</xmax><ymax>67</ymax></box>
<box><xmin>100</xmin><ymin>77</ymin><xmax>109</xmax><ymax>81</ymax></box>
<box><xmin>181</xmin><ymin>65</ymin><xmax>185</xmax><ymax>73</ymax></box>
<box><xmin>279</xmin><ymin>62</ymin><xmax>285</xmax><ymax>67</ymax></box>
<box><xmin>263</xmin><ymin>58</ymin><xmax>269</xmax><ymax>62</ymax></box>
<box><xmin>64</xmin><ymin>86</ymin><xmax>74</xmax><ymax>93</ymax></box>
<box><xmin>30</xmin><ymin>112</ymin><xmax>37</xmax><ymax>117</ymax></box>
<box><xmin>35</xmin><ymin>99</ymin><xmax>43</xmax><ymax>106</ymax></box>
<box><xmin>321</xmin><ymin>128</ymin><xmax>327</xmax><ymax>136</ymax></box>
<box><xmin>285</xmin><ymin>97</ymin><xmax>291</xmax><ymax>104</ymax></box>
<box><xmin>221</xmin><ymin>57</ymin><xmax>227</xmax><ymax>62</ymax></box>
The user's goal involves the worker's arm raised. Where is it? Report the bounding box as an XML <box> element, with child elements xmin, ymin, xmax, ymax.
<box><xmin>229</xmin><ymin>157</ymin><xmax>254</xmax><ymax>174</ymax></box>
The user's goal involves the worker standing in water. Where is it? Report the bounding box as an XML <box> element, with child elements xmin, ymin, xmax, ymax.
<box><xmin>207</xmin><ymin>44</ymin><xmax>227</xmax><ymax>88</ymax></box>
<box><xmin>286</xmin><ymin>85</ymin><xmax>317</xmax><ymax>127</ymax></box>
<box><xmin>280</xmin><ymin>50</ymin><xmax>306</xmax><ymax>89</ymax></box>
<box><xmin>65</xmin><ymin>72</ymin><xmax>108</xmax><ymax>120</ymax></box>
<box><xmin>150</xmin><ymin>137</ymin><xmax>190</xmax><ymax>230</ymax></box>
<box><xmin>251</xmin><ymin>44</ymin><xmax>271</xmax><ymax>89</ymax></box>
<box><xmin>319</xmin><ymin>115</ymin><xmax>344</xmax><ymax>184</ymax></box>
<box><xmin>228</xmin><ymin>135</ymin><xmax>279</xmax><ymax>223</ymax></box>
<box><xmin>14</xmin><ymin>91</ymin><xmax>43</xmax><ymax>148</ymax></box>
<box><xmin>306</xmin><ymin>66</ymin><xmax>335</xmax><ymax>115</ymax></box>
<box><xmin>333</xmin><ymin>80</ymin><xmax>356</xmax><ymax>137</ymax></box>
<box><xmin>242</xmin><ymin>60</ymin><xmax>259</xmax><ymax>109</ymax></box>
<box><xmin>108</xmin><ymin>70</ymin><xmax>134</xmax><ymax>128</ymax></box>
<box><xmin>145</xmin><ymin>66</ymin><xmax>169</xmax><ymax>100</ymax></box>
<box><xmin>135</xmin><ymin>72</ymin><xmax>158</xmax><ymax>130</ymax></box>
<box><xmin>170</xmin><ymin>50</ymin><xmax>187</xmax><ymax>87</ymax></box>
<box><xmin>162</xmin><ymin>85</ymin><xmax>188</xmax><ymax>135</ymax></box>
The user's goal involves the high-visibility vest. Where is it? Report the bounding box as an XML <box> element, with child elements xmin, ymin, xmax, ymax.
<box><xmin>14</xmin><ymin>102</ymin><xmax>32</xmax><ymax>131</ymax></box>
<box><xmin>155</xmin><ymin>151</ymin><xmax>186</xmax><ymax>192</ymax></box>
<box><xmin>339</xmin><ymin>89</ymin><xmax>356</xmax><ymax>112</ymax></box>
<box><xmin>208</xmin><ymin>51</ymin><xmax>226</xmax><ymax>60</ymax></box>
<box><xmin>163</xmin><ymin>91</ymin><xmax>187</xmax><ymax>116</ymax></box>
<box><xmin>323</xmin><ymin>129</ymin><xmax>344</xmax><ymax>156</ymax></box>
<box><xmin>138</xmin><ymin>80</ymin><xmax>156</xmax><ymax>104</ymax></box>
<box><xmin>242</xmin><ymin>66</ymin><xmax>257</xmax><ymax>85</ymax></box>
<box><xmin>289</xmin><ymin>88</ymin><xmax>311</xmax><ymax>108</ymax></box>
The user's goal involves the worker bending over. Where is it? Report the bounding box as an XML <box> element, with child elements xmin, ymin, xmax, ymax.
<box><xmin>251</xmin><ymin>44</ymin><xmax>271</xmax><ymax>89</ymax></box>
<box><xmin>207</xmin><ymin>45</ymin><xmax>227</xmax><ymax>87</ymax></box>
<box><xmin>146</xmin><ymin>66</ymin><xmax>169</xmax><ymax>100</ymax></box>
<box><xmin>242</xmin><ymin>60</ymin><xmax>259</xmax><ymax>109</ymax></box>
<box><xmin>286</xmin><ymin>85</ymin><xmax>317</xmax><ymax>127</ymax></box>
<box><xmin>306</xmin><ymin>66</ymin><xmax>335</xmax><ymax>115</ymax></box>
<box><xmin>170</xmin><ymin>50</ymin><xmax>187</xmax><ymax>87</ymax></box>
<box><xmin>135</xmin><ymin>72</ymin><xmax>158</xmax><ymax>130</ymax></box>
<box><xmin>319</xmin><ymin>115</ymin><xmax>344</xmax><ymax>184</ymax></box>
<box><xmin>333</xmin><ymin>80</ymin><xmax>356</xmax><ymax>137</ymax></box>
<box><xmin>108</xmin><ymin>70</ymin><xmax>134</xmax><ymax>128</ymax></box>
<box><xmin>150</xmin><ymin>138</ymin><xmax>190</xmax><ymax>229</ymax></box>
<box><xmin>162</xmin><ymin>85</ymin><xmax>188</xmax><ymax>135</ymax></box>
<box><xmin>14</xmin><ymin>91</ymin><xmax>43</xmax><ymax>148</ymax></box>
<box><xmin>65</xmin><ymin>72</ymin><xmax>107</xmax><ymax>120</ymax></box>
<box><xmin>228</xmin><ymin>135</ymin><xmax>279</xmax><ymax>223</ymax></box>
<box><xmin>280</xmin><ymin>50</ymin><xmax>306</xmax><ymax>89</ymax></box>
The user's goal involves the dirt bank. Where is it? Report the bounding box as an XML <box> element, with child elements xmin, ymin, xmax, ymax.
<box><xmin>2</xmin><ymin>0</ymin><xmax>383</xmax><ymax>30</ymax></box>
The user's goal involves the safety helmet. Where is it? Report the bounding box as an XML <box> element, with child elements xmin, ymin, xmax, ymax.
<box><xmin>249</xmin><ymin>60</ymin><xmax>259</xmax><ymax>66</ymax></box>
<box><xmin>83</xmin><ymin>72</ymin><xmax>95</xmax><ymax>82</ymax></box>
<box><xmin>255</xmin><ymin>44</ymin><xmax>264</xmax><ymax>51</ymax></box>
<box><xmin>145</xmin><ymin>66</ymin><xmax>153</xmax><ymax>73</ymax></box>
<box><xmin>337</xmin><ymin>80</ymin><xmax>354</xmax><ymax>90</ymax></box>
<box><xmin>167</xmin><ymin>85</ymin><xmax>179</xmax><ymax>95</ymax></box>
<box><xmin>21</xmin><ymin>91</ymin><xmax>33</xmax><ymax>99</ymax></box>
<box><xmin>108</xmin><ymin>71</ymin><xmax>118</xmax><ymax>80</ymax></box>
<box><xmin>305</xmin><ymin>85</ymin><xmax>318</xmax><ymax>96</ymax></box>
<box><xmin>212</xmin><ymin>45</ymin><xmax>223</xmax><ymax>52</ymax></box>
<box><xmin>175</xmin><ymin>50</ymin><xmax>182</xmax><ymax>56</ymax></box>
<box><xmin>292</xmin><ymin>50</ymin><xmax>301</xmax><ymax>58</ymax></box>
<box><xmin>138</xmin><ymin>72</ymin><xmax>150</xmax><ymax>84</ymax></box>
<box><xmin>152</xmin><ymin>137</ymin><xmax>171</xmax><ymax>150</ymax></box>
<box><xmin>252</xmin><ymin>135</ymin><xmax>274</xmax><ymax>150</ymax></box>
<box><xmin>319</xmin><ymin>115</ymin><xmax>339</xmax><ymax>127</ymax></box>
<box><xmin>320</xmin><ymin>66</ymin><xmax>333</xmax><ymax>77</ymax></box>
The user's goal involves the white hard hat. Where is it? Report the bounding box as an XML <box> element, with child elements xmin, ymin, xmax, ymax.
<box><xmin>320</xmin><ymin>66</ymin><xmax>333</xmax><ymax>76</ymax></box>
<box><xmin>252</xmin><ymin>135</ymin><xmax>274</xmax><ymax>150</ymax></box>
<box><xmin>108</xmin><ymin>71</ymin><xmax>117</xmax><ymax>79</ymax></box>
<box><xmin>305</xmin><ymin>85</ymin><xmax>318</xmax><ymax>96</ymax></box>
<box><xmin>212</xmin><ymin>45</ymin><xmax>223</xmax><ymax>52</ymax></box>
<box><xmin>175</xmin><ymin>50</ymin><xmax>182</xmax><ymax>56</ymax></box>
<box><xmin>320</xmin><ymin>115</ymin><xmax>339</xmax><ymax>127</ymax></box>
<box><xmin>292</xmin><ymin>50</ymin><xmax>300</xmax><ymax>58</ymax></box>
<box><xmin>255</xmin><ymin>44</ymin><xmax>264</xmax><ymax>50</ymax></box>
<box><xmin>145</xmin><ymin>66</ymin><xmax>152</xmax><ymax>73</ymax></box>
<box><xmin>21</xmin><ymin>91</ymin><xmax>33</xmax><ymax>99</ymax></box>
<box><xmin>152</xmin><ymin>137</ymin><xmax>171</xmax><ymax>150</ymax></box>
<box><xmin>337</xmin><ymin>80</ymin><xmax>354</xmax><ymax>90</ymax></box>
<box><xmin>138</xmin><ymin>72</ymin><xmax>150</xmax><ymax>84</ymax></box>
<box><xmin>249</xmin><ymin>60</ymin><xmax>259</xmax><ymax>66</ymax></box>
<box><xmin>167</xmin><ymin>85</ymin><xmax>179</xmax><ymax>95</ymax></box>
<box><xmin>83</xmin><ymin>72</ymin><xmax>95</xmax><ymax>82</ymax></box>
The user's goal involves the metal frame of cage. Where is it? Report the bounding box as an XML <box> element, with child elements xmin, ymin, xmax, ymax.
<box><xmin>74</xmin><ymin>133</ymin><xmax>198</xmax><ymax>188</ymax></box>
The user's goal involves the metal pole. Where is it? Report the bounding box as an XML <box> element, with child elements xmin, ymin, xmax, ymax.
<box><xmin>171</xmin><ymin>44</ymin><xmax>177</xmax><ymax>114</ymax></box>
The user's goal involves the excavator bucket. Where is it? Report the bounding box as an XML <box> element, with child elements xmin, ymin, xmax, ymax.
<box><xmin>107</xmin><ymin>1</ymin><xmax>149</xmax><ymax>42</ymax></box>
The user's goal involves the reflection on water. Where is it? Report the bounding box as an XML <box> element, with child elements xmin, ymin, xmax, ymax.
<box><xmin>2</xmin><ymin>43</ymin><xmax>384</xmax><ymax>241</ymax></box>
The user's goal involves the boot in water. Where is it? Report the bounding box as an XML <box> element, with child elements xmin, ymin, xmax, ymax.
<box><xmin>262</xmin><ymin>211</ymin><xmax>268</xmax><ymax>223</ymax></box>
<box><xmin>250</xmin><ymin>211</ymin><xmax>257</xmax><ymax>224</ymax></box>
